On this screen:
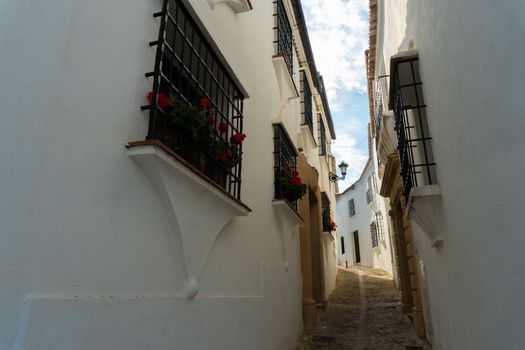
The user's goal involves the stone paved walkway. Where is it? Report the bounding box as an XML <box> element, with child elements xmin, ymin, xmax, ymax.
<box><xmin>300</xmin><ymin>267</ymin><xmax>431</xmax><ymax>350</ymax></box>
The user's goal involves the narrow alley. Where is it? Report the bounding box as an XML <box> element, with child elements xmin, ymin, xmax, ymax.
<box><xmin>301</xmin><ymin>267</ymin><xmax>430</xmax><ymax>350</ymax></box>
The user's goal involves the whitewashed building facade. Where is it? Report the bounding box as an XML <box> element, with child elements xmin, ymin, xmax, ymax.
<box><xmin>369</xmin><ymin>0</ymin><xmax>525</xmax><ymax>348</ymax></box>
<box><xmin>336</xmin><ymin>150</ymin><xmax>394</xmax><ymax>276</ymax></box>
<box><xmin>0</xmin><ymin>0</ymin><xmax>339</xmax><ymax>348</ymax></box>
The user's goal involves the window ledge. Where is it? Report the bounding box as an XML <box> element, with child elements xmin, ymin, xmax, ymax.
<box><xmin>300</xmin><ymin>124</ymin><xmax>317</xmax><ymax>150</ymax></box>
<box><xmin>126</xmin><ymin>140</ymin><xmax>250</xmax><ymax>298</ymax></box>
<box><xmin>272</xmin><ymin>55</ymin><xmax>299</xmax><ymax>101</ymax></box>
<box><xmin>406</xmin><ymin>184</ymin><xmax>443</xmax><ymax>247</ymax></box>
<box><xmin>207</xmin><ymin>0</ymin><xmax>252</xmax><ymax>13</ymax></box>
<box><xmin>272</xmin><ymin>199</ymin><xmax>303</xmax><ymax>224</ymax></box>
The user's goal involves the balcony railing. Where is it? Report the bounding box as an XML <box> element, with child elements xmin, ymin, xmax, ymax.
<box><xmin>321</xmin><ymin>192</ymin><xmax>331</xmax><ymax>232</ymax></box>
<box><xmin>273</xmin><ymin>124</ymin><xmax>299</xmax><ymax>210</ymax></box>
<box><xmin>273</xmin><ymin>0</ymin><xmax>293</xmax><ymax>76</ymax></box>
<box><xmin>393</xmin><ymin>56</ymin><xmax>436</xmax><ymax>200</ymax></box>
<box><xmin>374</xmin><ymin>80</ymin><xmax>384</xmax><ymax>146</ymax></box>
<box><xmin>143</xmin><ymin>0</ymin><xmax>245</xmax><ymax>199</ymax></box>
<box><xmin>375</xmin><ymin>212</ymin><xmax>384</xmax><ymax>241</ymax></box>
<box><xmin>366</xmin><ymin>188</ymin><xmax>373</xmax><ymax>204</ymax></box>
<box><xmin>318</xmin><ymin>116</ymin><xmax>327</xmax><ymax>156</ymax></box>
<box><xmin>300</xmin><ymin>71</ymin><xmax>313</xmax><ymax>135</ymax></box>
<box><xmin>370</xmin><ymin>221</ymin><xmax>378</xmax><ymax>248</ymax></box>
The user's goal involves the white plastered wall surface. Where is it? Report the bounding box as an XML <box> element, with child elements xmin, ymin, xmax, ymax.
<box><xmin>375</xmin><ymin>0</ymin><xmax>525</xmax><ymax>348</ymax></box>
<box><xmin>335</xmin><ymin>155</ymin><xmax>393</xmax><ymax>274</ymax></box>
<box><xmin>0</xmin><ymin>0</ymin><xmax>319</xmax><ymax>349</ymax></box>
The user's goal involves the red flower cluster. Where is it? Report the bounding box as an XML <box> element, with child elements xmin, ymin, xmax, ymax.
<box><xmin>147</xmin><ymin>91</ymin><xmax>172</xmax><ymax>109</ymax></box>
<box><xmin>230</xmin><ymin>133</ymin><xmax>246</xmax><ymax>145</ymax></box>
<box><xmin>218</xmin><ymin>122</ymin><xmax>228</xmax><ymax>134</ymax></box>
<box><xmin>290</xmin><ymin>170</ymin><xmax>303</xmax><ymax>185</ymax></box>
<box><xmin>328</xmin><ymin>220</ymin><xmax>337</xmax><ymax>231</ymax></box>
<box><xmin>217</xmin><ymin>148</ymin><xmax>233</xmax><ymax>162</ymax></box>
<box><xmin>199</xmin><ymin>98</ymin><xmax>213</xmax><ymax>111</ymax></box>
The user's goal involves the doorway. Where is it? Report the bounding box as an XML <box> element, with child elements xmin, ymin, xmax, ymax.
<box><xmin>353</xmin><ymin>231</ymin><xmax>361</xmax><ymax>263</ymax></box>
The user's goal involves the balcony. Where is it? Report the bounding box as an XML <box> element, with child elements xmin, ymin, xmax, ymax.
<box><xmin>366</xmin><ymin>188</ymin><xmax>373</xmax><ymax>205</ymax></box>
<box><xmin>141</xmin><ymin>0</ymin><xmax>246</xmax><ymax>199</ymax></box>
<box><xmin>391</xmin><ymin>53</ymin><xmax>437</xmax><ymax>200</ymax></box>
<box><xmin>273</xmin><ymin>0</ymin><xmax>293</xmax><ymax>76</ymax></box>
<box><xmin>300</xmin><ymin>71</ymin><xmax>314</xmax><ymax>136</ymax></box>
<box><xmin>273</xmin><ymin>124</ymin><xmax>304</xmax><ymax>212</ymax></box>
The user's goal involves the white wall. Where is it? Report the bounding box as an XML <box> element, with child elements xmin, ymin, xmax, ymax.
<box><xmin>336</xmin><ymin>152</ymin><xmax>393</xmax><ymax>275</ymax></box>
<box><xmin>0</xmin><ymin>0</ymin><xmax>338</xmax><ymax>348</ymax></box>
<box><xmin>375</xmin><ymin>0</ymin><xmax>525</xmax><ymax>348</ymax></box>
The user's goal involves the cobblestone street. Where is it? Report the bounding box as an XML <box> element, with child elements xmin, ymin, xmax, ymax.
<box><xmin>300</xmin><ymin>267</ymin><xmax>430</xmax><ymax>350</ymax></box>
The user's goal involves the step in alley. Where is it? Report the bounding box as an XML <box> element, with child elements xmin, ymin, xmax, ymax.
<box><xmin>300</xmin><ymin>267</ymin><xmax>430</xmax><ymax>350</ymax></box>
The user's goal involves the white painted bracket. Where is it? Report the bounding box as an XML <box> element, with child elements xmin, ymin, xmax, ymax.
<box><xmin>207</xmin><ymin>0</ymin><xmax>252</xmax><ymax>13</ymax></box>
<box><xmin>272</xmin><ymin>200</ymin><xmax>303</xmax><ymax>271</ymax></box>
<box><xmin>127</xmin><ymin>143</ymin><xmax>250</xmax><ymax>298</ymax></box>
<box><xmin>272</xmin><ymin>56</ymin><xmax>299</xmax><ymax>102</ymax></box>
<box><xmin>406</xmin><ymin>185</ymin><xmax>443</xmax><ymax>247</ymax></box>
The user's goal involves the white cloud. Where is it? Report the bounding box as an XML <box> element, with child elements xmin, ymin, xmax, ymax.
<box><xmin>302</xmin><ymin>0</ymin><xmax>369</xmax><ymax>111</ymax></box>
<box><xmin>303</xmin><ymin>0</ymin><xmax>370</xmax><ymax>190</ymax></box>
<box><xmin>332</xmin><ymin>119</ymin><xmax>368</xmax><ymax>192</ymax></box>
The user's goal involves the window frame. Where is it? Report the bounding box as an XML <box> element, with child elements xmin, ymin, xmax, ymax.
<box><xmin>348</xmin><ymin>198</ymin><xmax>355</xmax><ymax>217</ymax></box>
<box><xmin>392</xmin><ymin>55</ymin><xmax>437</xmax><ymax>200</ymax></box>
<box><xmin>144</xmin><ymin>0</ymin><xmax>246</xmax><ymax>199</ymax></box>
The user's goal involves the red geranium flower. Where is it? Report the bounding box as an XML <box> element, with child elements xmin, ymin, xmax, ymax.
<box><xmin>199</xmin><ymin>98</ymin><xmax>213</xmax><ymax>111</ymax></box>
<box><xmin>157</xmin><ymin>93</ymin><xmax>172</xmax><ymax>109</ymax></box>
<box><xmin>207</xmin><ymin>116</ymin><xmax>215</xmax><ymax>126</ymax></box>
<box><xmin>230</xmin><ymin>133</ymin><xmax>246</xmax><ymax>145</ymax></box>
<box><xmin>218</xmin><ymin>122</ymin><xmax>228</xmax><ymax>134</ymax></box>
<box><xmin>146</xmin><ymin>91</ymin><xmax>172</xmax><ymax>109</ymax></box>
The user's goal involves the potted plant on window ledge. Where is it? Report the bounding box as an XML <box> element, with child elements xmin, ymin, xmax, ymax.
<box><xmin>146</xmin><ymin>92</ymin><xmax>246</xmax><ymax>188</ymax></box>
<box><xmin>278</xmin><ymin>168</ymin><xmax>307</xmax><ymax>205</ymax></box>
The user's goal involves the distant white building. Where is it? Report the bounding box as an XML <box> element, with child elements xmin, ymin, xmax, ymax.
<box><xmin>0</xmin><ymin>0</ymin><xmax>339</xmax><ymax>348</ymax></box>
<box><xmin>336</xmin><ymin>146</ymin><xmax>394</xmax><ymax>276</ymax></box>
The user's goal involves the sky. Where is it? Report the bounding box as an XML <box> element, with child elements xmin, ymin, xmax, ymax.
<box><xmin>302</xmin><ymin>0</ymin><xmax>370</xmax><ymax>191</ymax></box>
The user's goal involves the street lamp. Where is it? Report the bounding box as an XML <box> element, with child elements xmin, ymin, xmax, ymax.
<box><xmin>329</xmin><ymin>161</ymin><xmax>348</xmax><ymax>182</ymax></box>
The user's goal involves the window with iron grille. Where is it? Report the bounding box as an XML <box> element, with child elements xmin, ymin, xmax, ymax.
<box><xmin>393</xmin><ymin>56</ymin><xmax>437</xmax><ymax>200</ymax></box>
<box><xmin>321</xmin><ymin>192</ymin><xmax>331</xmax><ymax>231</ymax></box>
<box><xmin>375</xmin><ymin>212</ymin><xmax>384</xmax><ymax>241</ymax></box>
<box><xmin>273</xmin><ymin>123</ymin><xmax>299</xmax><ymax>210</ymax></box>
<box><xmin>340</xmin><ymin>236</ymin><xmax>345</xmax><ymax>255</ymax></box>
<box><xmin>273</xmin><ymin>0</ymin><xmax>293</xmax><ymax>76</ymax></box>
<box><xmin>318</xmin><ymin>115</ymin><xmax>327</xmax><ymax>156</ymax></box>
<box><xmin>144</xmin><ymin>0</ymin><xmax>245</xmax><ymax>199</ymax></box>
<box><xmin>370</xmin><ymin>221</ymin><xmax>378</xmax><ymax>248</ymax></box>
<box><xmin>348</xmin><ymin>198</ymin><xmax>355</xmax><ymax>217</ymax></box>
<box><xmin>300</xmin><ymin>71</ymin><xmax>314</xmax><ymax>135</ymax></box>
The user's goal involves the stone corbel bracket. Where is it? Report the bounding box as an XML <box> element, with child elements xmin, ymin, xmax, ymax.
<box><xmin>127</xmin><ymin>141</ymin><xmax>250</xmax><ymax>299</ymax></box>
<box><xmin>207</xmin><ymin>0</ymin><xmax>252</xmax><ymax>13</ymax></box>
<box><xmin>406</xmin><ymin>184</ymin><xmax>443</xmax><ymax>247</ymax></box>
<box><xmin>272</xmin><ymin>200</ymin><xmax>303</xmax><ymax>271</ymax></box>
<box><xmin>272</xmin><ymin>56</ymin><xmax>299</xmax><ymax>102</ymax></box>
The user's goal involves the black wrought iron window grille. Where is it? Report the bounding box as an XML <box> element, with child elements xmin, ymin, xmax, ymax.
<box><xmin>318</xmin><ymin>115</ymin><xmax>327</xmax><ymax>156</ymax></box>
<box><xmin>366</xmin><ymin>189</ymin><xmax>372</xmax><ymax>205</ymax></box>
<box><xmin>273</xmin><ymin>124</ymin><xmax>299</xmax><ymax>210</ymax></box>
<box><xmin>370</xmin><ymin>221</ymin><xmax>379</xmax><ymax>248</ymax></box>
<box><xmin>374</xmin><ymin>80</ymin><xmax>384</xmax><ymax>145</ymax></box>
<box><xmin>300</xmin><ymin>71</ymin><xmax>314</xmax><ymax>135</ymax></box>
<box><xmin>348</xmin><ymin>198</ymin><xmax>355</xmax><ymax>217</ymax></box>
<box><xmin>375</xmin><ymin>212</ymin><xmax>384</xmax><ymax>241</ymax></box>
<box><xmin>143</xmin><ymin>0</ymin><xmax>245</xmax><ymax>199</ymax></box>
<box><xmin>321</xmin><ymin>192</ymin><xmax>331</xmax><ymax>232</ymax></box>
<box><xmin>273</xmin><ymin>0</ymin><xmax>293</xmax><ymax>76</ymax></box>
<box><xmin>393</xmin><ymin>56</ymin><xmax>437</xmax><ymax>200</ymax></box>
